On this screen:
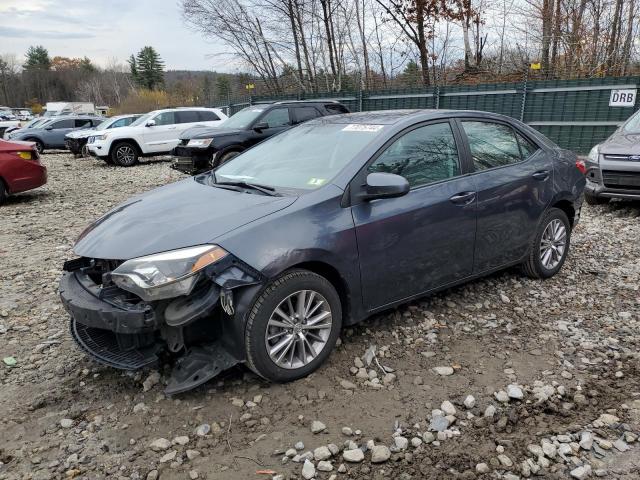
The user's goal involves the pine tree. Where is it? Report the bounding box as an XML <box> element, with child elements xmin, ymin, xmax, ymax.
<box><xmin>24</xmin><ymin>45</ymin><xmax>51</xmax><ymax>70</ymax></box>
<box><xmin>130</xmin><ymin>47</ymin><xmax>165</xmax><ymax>90</ymax></box>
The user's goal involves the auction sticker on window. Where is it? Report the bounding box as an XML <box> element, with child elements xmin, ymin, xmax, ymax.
<box><xmin>342</xmin><ymin>124</ymin><xmax>384</xmax><ymax>132</ymax></box>
<box><xmin>308</xmin><ymin>178</ymin><xmax>327</xmax><ymax>186</ymax></box>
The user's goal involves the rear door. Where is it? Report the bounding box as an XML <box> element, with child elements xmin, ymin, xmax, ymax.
<box><xmin>143</xmin><ymin>111</ymin><xmax>179</xmax><ymax>153</ymax></box>
<box><xmin>457</xmin><ymin>119</ymin><xmax>553</xmax><ymax>273</ymax></box>
<box><xmin>351</xmin><ymin>120</ymin><xmax>478</xmax><ymax>310</ymax></box>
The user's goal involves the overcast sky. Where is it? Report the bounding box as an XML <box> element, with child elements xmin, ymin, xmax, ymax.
<box><xmin>0</xmin><ymin>0</ymin><xmax>232</xmax><ymax>71</ymax></box>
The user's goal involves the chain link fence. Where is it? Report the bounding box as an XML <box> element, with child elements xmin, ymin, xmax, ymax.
<box><xmin>214</xmin><ymin>75</ymin><xmax>640</xmax><ymax>154</ymax></box>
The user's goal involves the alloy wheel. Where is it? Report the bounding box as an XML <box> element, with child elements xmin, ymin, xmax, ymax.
<box><xmin>264</xmin><ymin>290</ymin><xmax>333</xmax><ymax>369</ymax></box>
<box><xmin>539</xmin><ymin>218</ymin><xmax>567</xmax><ymax>270</ymax></box>
<box><xmin>116</xmin><ymin>145</ymin><xmax>135</xmax><ymax>165</ymax></box>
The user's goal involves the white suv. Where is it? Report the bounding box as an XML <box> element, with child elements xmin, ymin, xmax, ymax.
<box><xmin>86</xmin><ymin>108</ymin><xmax>228</xmax><ymax>166</ymax></box>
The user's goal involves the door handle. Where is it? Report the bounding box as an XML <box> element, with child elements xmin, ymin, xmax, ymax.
<box><xmin>532</xmin><ymin>170</ymin><xmax>550</xmax><ymax>181</ymax></box>
<box><xmin>449</xmin><ymin>191</ymin><xmax>476</xmax><ymax>205</ymax></box>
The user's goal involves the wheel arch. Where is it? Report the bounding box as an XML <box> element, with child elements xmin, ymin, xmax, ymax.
<box><xmin>286</xmin><ymin>260</ymin><xmax>352</xmax><ymax>325</ymax></box>
<box><xmin>550</xmin><ymin>198</ymin><xmax>576</xmax><ymax>227</ymax></box>
<box><xmin>108</xmin><ymin>138</ymin><xmax>143</xmax><ymax>157</ymax></box>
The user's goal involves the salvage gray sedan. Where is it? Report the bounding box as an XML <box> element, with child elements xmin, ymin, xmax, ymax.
<box><xmin>59</xmin><ymin>110</ymin><xmax>585</xmax><ymax>394</ymax></box>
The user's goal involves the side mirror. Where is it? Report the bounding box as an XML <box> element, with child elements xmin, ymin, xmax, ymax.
<box><xmin>361</xmin><ymin>172</ymin><xmax>410</xmax><ymax>201</ymax></box>
<box><xmin>253</xmin><ymin>122</ymin><xmax>268</xmax><ymax>132</ymax></box>
<box><xmin>145</xmin><ymin>120</ymin><xmax>156</xmax><ymax>127</ymax></box>
<box><xmin>45</xmin><ymin>126</ymin><xmax>53</xmax><ymax>130</ymax></box>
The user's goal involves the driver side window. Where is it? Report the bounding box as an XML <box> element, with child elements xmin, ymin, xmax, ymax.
<box><xmin>368</xmin><ymin>122</ymin><xmax>461</xmax><ymax>188</ymax></box>
<box><xmin>153</xmin><ymin>112</ymin><xmax>176</xmax><ymax>126</ymax></box>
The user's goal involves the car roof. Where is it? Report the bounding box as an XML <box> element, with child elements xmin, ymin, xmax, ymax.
<box><xmin>310</xmin><ymin>109</ymin><xmax>519</xmax><ymax>125</ymax></box>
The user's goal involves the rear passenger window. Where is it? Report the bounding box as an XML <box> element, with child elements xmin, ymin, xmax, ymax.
<box><xmin>294</xmin><ymin>107</ymin><xmax>321</xmax><ymax>123</ymax></box>
<box><xmin>198</xmin><ymin>111</ymin><xmax>220</xmax><ymax>121</ymax></box>
<box><xmin>177</xmin><ymin>111</ymin><xmax>200</xmax><ymax>124</ymax></box>
<box><xmin>516</xmin><ymin>131</ymin><xmax>539</xmax><ymax>158</ymax></box>
<box><xmin>368</xmin><ymin>122</ymin><xmax>460</xmax><ymax>188</ymax></box>
<box><xmin>261</xmin><ymin>108</ymin><xmax>290</xmax><ymax>128</ymax></box>
<box><xmin>462</xmin><ymin>121</ymin><xmax>522</xmax><ymax>171</ymax></box>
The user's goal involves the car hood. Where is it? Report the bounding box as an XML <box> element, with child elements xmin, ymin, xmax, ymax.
<box><xmin>73</xmin><ymin>176</ymin><xmax>297</xmax><ymax>260</ymax></box>
<box><xmin>66</xmin><ymin>128</ymin><xmax>96</xmax><ymax>139</ymax></box>
<box><xmin>180</xmin><ymin>126</ymin><xmax>244</xmax><ymax>140</ymax></box>
<box><xmin>599</xmin><ymin>132</ymin><xmax>640</xmax><ymax>155</ymax></box>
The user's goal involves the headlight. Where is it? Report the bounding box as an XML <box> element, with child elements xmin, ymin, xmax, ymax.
<box><xmin>92</xmin><ymin>134</ymin><xmax>108</xmax><ymax>141</ymax></box>
<box><xmin>187</xmin><ymin>138</ymin><xmax>214</xmax><ymax>148</ymax></box>
<box><xmin>587</xmin><ymin>145</ymin><xmax>599</xmax><ymax>163</ymax></box>
<box><xmin>111</xmin><ymin>245</ymin><xmax>228</xmax><ymax>301</ymax></box>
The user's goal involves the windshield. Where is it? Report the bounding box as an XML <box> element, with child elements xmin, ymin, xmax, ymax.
<box><xmin>129</xmin><ymin>113</ymin><xmax>153</xmax><ymax>127</ymax></box>
<box><xmin>26</xmin><ymin>118</ymin><xmax>45</xmax><ymax>128</ymax></box>
<box><xmin>221</xmin><ymin>107</ymin><xmax>265</xmax><ymax>129</ymax></box>
<box><xmin>213</xmin><ymin>121</ymin><xmax>384</xmax><ymax>191</ymax></box>
<box><xmin>622</xmin><ymin>110</ymin><xmax>640</xmax><ymax>133</ymax></box>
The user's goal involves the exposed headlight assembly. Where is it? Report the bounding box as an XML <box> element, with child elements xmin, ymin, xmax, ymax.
<box><xmin>187</xmin><ymin>138</ymin><xmax>214</xmax><ymax>148</ymax></box>
<box><xmin>111</xmin><ymin>245</ymin><xmax>228</xmax><ymax>301</ymax></box>
<box><xmin>587</xmin><ymin>145</ymin><xmax>599</xmax><ymax>163</ymax></box>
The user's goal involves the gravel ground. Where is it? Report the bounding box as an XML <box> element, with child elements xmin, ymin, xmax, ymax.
<box><xmin>1</xmin><ymin>152</ymin><xmax>640</xmax><ymax>480</ymax></box>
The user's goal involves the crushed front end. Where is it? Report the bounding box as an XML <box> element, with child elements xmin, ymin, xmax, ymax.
<box><xmin>59</xmin><ymin>250</ymin><xmax>263</xmax><ymax>394</ymax></box>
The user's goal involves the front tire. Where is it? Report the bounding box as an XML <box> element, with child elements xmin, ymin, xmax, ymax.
<box><xmin>111</xmin><ymin>142</ymin><xmax>139</xmax><ymax>167</ymax></box>
<box><xmin>522</xmin><ymin>208</ymin><xmax>571</xmax><ymax>279</ymax></box>
<box><xmin>27</xmin><ymin>138</ymin><xmax>44</xmax><ymax>154</ymax></box>
<box><xmin>244</xmin><ymin>270</ymin><xmax>342</xmax><ymax>382</ymax></box>
<box><xmin>211</xmin><ymin>150</ymin><xmax>240</xmax><ymax>169</ymax></box>
<box><xmin>584</xmin><ymin>192</ymin><xmax>609</xmax><ymax>205</ymax></box>
<box><xmin>0</xmin><ymin>179</ymin><xmax>7</xmax><ymax>204</ymax></box>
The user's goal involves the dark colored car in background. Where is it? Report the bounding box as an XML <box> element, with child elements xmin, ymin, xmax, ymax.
<box><xmin>8</xmin><ymin>115</ymin><xmax>103</xmax><ymax>153</ymax></box>
<box><xmin>0</xmin><ymin>139</ymin><xmax>47</xmax><ymax>203</ymax></box>
<box><xmin>171</xmin><ymin>100</ymin><xmax>350</xmax><ymax>174</ymax></box>
<box><xmin>584</xmin><ymin>108</ymin><xmax>640</xmax><ymax>204</ymax></box>
<box><xmin>60</xmin><ymin>110</ymin><xmax>585</xmax><ymax>394</ymax></box>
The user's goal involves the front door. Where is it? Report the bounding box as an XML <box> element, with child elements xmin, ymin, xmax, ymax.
<box><xmin>351</xmin><ymin>121</ymin><xmax>477</xmax><ymax>310</ymax></box>
<box><xmin>457</xmin><ymin>119</ymin><xmax>554</xmax><ymax>273</ymax></box>
<box><xmin>250</xmin><ymin>107</ymin><xmax>292</xmax><ymax>147</ymax></box>
<box><xmin>43</xmin><ymin>119</ymin><xmax>74</xmax><ymax>148</ymax></box>
<box><xmin>143</xmin><ymin>111</ymin><xmax>179</xmax><ymax>153</ymax></box>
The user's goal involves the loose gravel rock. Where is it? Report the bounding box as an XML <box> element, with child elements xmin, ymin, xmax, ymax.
<box><xmin>1</xmin><ymin>153</ymin><xmax>640</xmax><ymax>479</ymax></box>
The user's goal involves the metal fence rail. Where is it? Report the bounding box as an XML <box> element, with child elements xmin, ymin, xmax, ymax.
<box><xmin>215</xmin><ymin>76</ymin><xmax>640</xmax><ymax>154</ymax></box>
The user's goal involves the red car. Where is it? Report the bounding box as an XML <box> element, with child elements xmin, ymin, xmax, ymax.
<box><xmin>0</xmin><ymin>139</ymin><xmax>47</xmax><ymax>203</ymax></box>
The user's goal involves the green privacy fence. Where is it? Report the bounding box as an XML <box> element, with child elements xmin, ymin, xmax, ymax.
<box><xmin>215</xmin><ymin>76</ymin><xmax>640</xmax><ymax>154</ymax></box>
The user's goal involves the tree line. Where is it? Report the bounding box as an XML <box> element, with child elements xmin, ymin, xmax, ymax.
<box><xmin>1</xmin><ymin>0</ymin><xmax>638</xmax><ymax>109</ymax></box>
<box><xmin>180</xmin><ymin>0</ymin><xmax>640</xmax><ymax>92</ymax></box>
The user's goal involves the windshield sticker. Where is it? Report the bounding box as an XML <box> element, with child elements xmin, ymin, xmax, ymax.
<box><xmin>342</xmin><ymin>124</ymin><xmax>384</xmax><ymax>132</ymax></box>
<box><xmin>308</xmin><ymin>178</ymin><xmax>327</xmax><ymax>186</ymax></box>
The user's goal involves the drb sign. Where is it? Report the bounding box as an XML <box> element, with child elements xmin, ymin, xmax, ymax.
<box><xmin>609</xmin><ymin>89</ymin><xmax>637</xmax><ymax>107</ymax></box>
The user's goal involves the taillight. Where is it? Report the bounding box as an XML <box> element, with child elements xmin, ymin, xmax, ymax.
<box><xmin>575</xmin><ymin>159</ymin><xmax>587</xmax><ymax>175</ymax></box>
<box><xmin>17</xmin><ymin>151</ymin><xmax>33</xmax><ymax>160</ymax></box>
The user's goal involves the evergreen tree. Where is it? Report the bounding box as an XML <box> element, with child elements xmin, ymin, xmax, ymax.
<box><xmin>24</xmin><ymin>45</ymin><xmax>51</xmax><ymax>70</ymax></box>
<box><xmin>130</xmin><ymin>47</ymin><xmax>165</xmax><ymax>90</ymax></box>
<box><xmin>216</xmin><ymin>76</ymin><xmax>230</xmax><ymax>99</ymax></box>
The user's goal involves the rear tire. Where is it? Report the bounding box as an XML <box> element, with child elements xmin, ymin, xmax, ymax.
<box><xmin>244</xmin><ymin>269</ymin><xmax>342</xmax><ymax>383</ymax></box>
<box><xmin>111</xmin><ymin>142</ymin><xmax>139</xmax><ymax>167</ymax></box>
<box><xmin>522</xmin><ymin>208</ymin><xmax>571</xmax><ymax>279</ymax></box>
<box><xmin>584</xmin><ymin>192</ymin><xmax>609</xmax><ymax>205</ymax></box>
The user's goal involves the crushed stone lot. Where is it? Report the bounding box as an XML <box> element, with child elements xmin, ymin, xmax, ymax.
<box><xmin>1</xmin><ymin>152</ymin><xmax>640</xmax><ymax>480</ymax></box>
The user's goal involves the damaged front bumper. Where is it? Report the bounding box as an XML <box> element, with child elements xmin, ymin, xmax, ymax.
<box><xmin>59</xmin><ymin>255</ymin><xmax>263</xmax><ymax>394</ymax></box>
